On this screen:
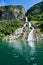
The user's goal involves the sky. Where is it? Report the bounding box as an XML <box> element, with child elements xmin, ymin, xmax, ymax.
<box><xmin>0</xmin><ymin>0</ymin><xmax>43</xmax><ymax>11</ymax></box>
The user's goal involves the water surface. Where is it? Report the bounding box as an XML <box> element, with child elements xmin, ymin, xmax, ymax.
<box><xmin>0</xmin><ymin>40</ymin><xmax>43</xmax><ymax>65</ymax></box>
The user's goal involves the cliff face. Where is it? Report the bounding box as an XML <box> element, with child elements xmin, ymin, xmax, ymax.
<box><xmin>0</xmin><ymin>5</ymin><xmax>25</xmax><ymax>20</ymax></box>
<box><xmin>26</xmin><ymin>1</ymin><xmax>43</xmax><ymax>21</ymax></box>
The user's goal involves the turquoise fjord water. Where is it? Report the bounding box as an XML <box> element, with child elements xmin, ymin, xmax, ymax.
<box><xmin>0</xmin><ymin>40</ymin><xmax>43</xmax><ymax>65</ymax></box>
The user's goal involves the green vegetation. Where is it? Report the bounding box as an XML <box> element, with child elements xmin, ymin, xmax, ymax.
<box><xmin>0</xmin><ymin>5</ymin><xmax>25</xmax><ymax>20</ymax></box>
<box><xmin>26</xmin><ymin>1</ymin><xmax>43</xmax><ymax>33</ymax></box>
<box><xmin>0</xmin><ymin>5</ymin><xmax>25</xmax><ymax>39</ymax></box>
<box><xmin>0</xmin><ymin>20</ymin><xmax>24</xmax><ymax>39</ymax></box>
<box><xmin>31</xmin><ymin>21</ymin><xmax>43</xmax><ymax>33</ymax></box>
<box><xmin>26</xmin><ymin>1</ymin><xmax>43</xmax><ymax>21</ymax></box>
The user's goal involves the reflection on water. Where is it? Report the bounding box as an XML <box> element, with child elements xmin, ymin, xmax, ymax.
<box><xmin>0</xmin><ymin>40</ymin><xmax>43</xmax><ymax>65</ymax></box>
<box><xmin>5</xmin><ymin>40</ymin><xmax>37</xmax><ymax>64</ymax></box>
<box><xmin>28</xmin><ymin>41</ymin><xmax>37</xmax><ymax>65</ymax></box>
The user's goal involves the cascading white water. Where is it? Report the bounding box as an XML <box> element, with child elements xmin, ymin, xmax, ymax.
<box><xmin>28</xmin><ymin>22</ymin><xmax>34</xmax><ymax>41</ymax></box>
<box><xmin>28</xmin><ymin>22</ymin><xmax>35</xmax><ymax>60</ymax></box>
<box><xmin>23</xmin><ymin>17</ymin><xmax>28</xmax><ymax>28</ymax></box>
<box><xmin>23</xmin><ymin>23</ymin><xmax>27</xmax><ymax>28</ymax></box>
<box><xmin>28</xmin><ymin>27</ymin><xmax>34</xmax><ymax>41</ymax></box>
<box><xmin>28</xmin><ymin>25</ymin><xmax>36</xmax><ymax>62</ymax></box>
<box><xmin>29</xmin><ymin>22</ymin><xmax>32</xmax><ymax>28</ymax></box>
<box><xmin>28</xmin><ymin>28</ymin><xmax>35</xmax><ymax>47</ymax></box>
<box><xmin>25</xmin><ymin>17</ymin><xmax>28</xmax><ymax>22</ymax></box>
<box><xmin>14</xmin><ymin>17</ymin><xmax>28</xmax><ymax>35</ymax></box>
<box><xmin>28</xmin><ymin>22</ymin><xmax>35</xmax><ymax>48</ymax></box>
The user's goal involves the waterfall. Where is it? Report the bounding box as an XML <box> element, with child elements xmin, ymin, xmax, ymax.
<box><xmin>28</xmin><ymin>22</ymin><xmax>36</xmax><ymax>61</ymax></box>
<box><xmin>23</xmin><ymin>17</ymin><xmax>28</xmax><ymax>28</ymax></box>
<box><xmin>25</xmin><ymin>17</ymin><xmax>28</xmax><ymax>22</ymax></box>
<box><xmin>28</xmin><ymin>27</ymin><xmax>34</xmax><ymax>41</ymax></box>
<box><xmin>29</xmin><ymin>22</ymin><xmax>32</xmax><ymax>28</ymax></box>
<box><xmin>28</xmin><ymin>22</ymin><xmax>34</xmax><ymax>41</ymax></box>
<box><xmin>23</xmin><ymin>23</ymin><xmax>27</xmax><ymax>28</ymax></box>
<box><xmin>27</xmin><ymin>22</ymin><xmax>36</xmax><ymax>60</ymax></box>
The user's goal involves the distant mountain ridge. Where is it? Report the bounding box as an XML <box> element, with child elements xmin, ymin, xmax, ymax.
<box><xmin>26</xmin><ymin>1</ymin><xmax>43</xmax><ymax>21</ymax></box>
<box><xmin>0</xmin><ymin>5</ymin><xmax>25</xmax><ymax>20</ymax></box>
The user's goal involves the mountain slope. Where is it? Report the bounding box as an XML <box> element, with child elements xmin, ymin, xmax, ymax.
<box><xmin>0</xmin><ymin>5</ymin><xmax>25</xmax><ymax>39</ymax></box>
<box><xmin>26</xmin><ymin>1</ymin><xmax>43</xmax><ymax>21</ymax></box>
<box><xmin>0</xmin><ymin>5</ymin><xmax>25</xmax><ymax>20</ymax></box>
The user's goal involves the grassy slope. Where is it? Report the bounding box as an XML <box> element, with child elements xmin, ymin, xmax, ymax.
<box><xmin>26</xmin><ymin>1</ymin><xmax>43</xmax><ymax>21</ymax></box>
<box><xmin>0</xmin><ymin>20</ymin><xmax>24</xmax><ymax>39</ymax></box>
<box><xmin>26</xmin><ymin>1</ymin><xmax>43</xmax><ymax>33</ymax></box>
<box><xmin>31</xmin><ymin>21</ymin><xmax>43</xmax><ymax>33</ymax></box>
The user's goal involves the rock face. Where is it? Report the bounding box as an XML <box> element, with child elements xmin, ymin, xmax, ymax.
<box><xmin>0</xmin><ymin>5</ymin><xmax>25</xmax><ymax>20</ymax></box>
